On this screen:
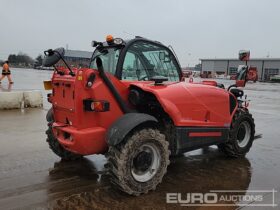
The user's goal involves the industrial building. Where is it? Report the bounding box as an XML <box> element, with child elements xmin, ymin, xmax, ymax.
<box><xmin>200</xmin><ymin>58</ymin><xmax>280</xmax><ymax>81</ymax></box>
<box><xmin>57</xmin><ymin>49</ymin><xmax>92</xmax><ymax>68</ymax></box>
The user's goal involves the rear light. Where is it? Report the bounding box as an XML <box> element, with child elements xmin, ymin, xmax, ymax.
<box><xmin>114</xmin><ymin>38</ymin><xmax>124</xmax><ymax>45</ymax></box>
<box><xmin>83</xmin><ymin>99</ymin><xmax>110</xmax><ymax>112</ymax></box>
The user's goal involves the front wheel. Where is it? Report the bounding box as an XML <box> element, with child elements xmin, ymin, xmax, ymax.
<box><xmin>219</xmin><ymin>110</ymin><xmax>255</xmax><ymax>157</ymax></box>
<box><xmin>106</xmin><ymin>128</ymin><xmax>170</xmax><ymax>196</ymax></box>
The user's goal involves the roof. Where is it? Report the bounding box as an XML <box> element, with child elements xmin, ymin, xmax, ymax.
<box><xmin>200</xmin><ymin>58</ymin><xmax>280</xmax><ymax>61</ymax></box>
<box><xmin>64</xmin><ymin>50</ymin><xmax>92</xmax><ymax>59</ymax></box>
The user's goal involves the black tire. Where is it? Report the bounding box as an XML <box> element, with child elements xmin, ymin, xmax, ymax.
<box><xmin>106</xmin><ymin>128</ymin><xmax>170</xmax><ymax>196</ymax></box>
<box><xmin>164</xmin><ymin>119</ymin><xmax>181</xmax><ymax>157</ymax></box>
<box><xmin>46</xmin><ymin>124</ymin><xmax>82</xmax><ymax>161</ymax></box>
<box><xmin>218</xmin><ymin>110</ymin><xmax>255</xmax><ymax>157</ymax></box>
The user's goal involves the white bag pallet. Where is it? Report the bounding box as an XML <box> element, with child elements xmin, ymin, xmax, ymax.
<box><xmin>0</xmin><ymin>90</ymin><xmax>43</xmax><ymax>109</ymax></box>
<box><xmin>23</xmin><ymin>90</ymin><xmax>43</xmax><ymax>108</ymax></box>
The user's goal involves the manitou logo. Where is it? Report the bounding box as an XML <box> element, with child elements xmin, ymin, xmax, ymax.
<box><xmin>166</xmin><ymin>190</ymin><xmax>278</xmax><ymax>207</ymax></box>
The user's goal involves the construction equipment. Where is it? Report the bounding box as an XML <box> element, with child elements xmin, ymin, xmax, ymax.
<box><xmin>231</xmin><ymin>50</ymin><xmax>258</xmax><ymax>82</ymax></box>
<box><xmin>43</xmin><ymin>36</ymin><xmax>255</xmax><ymax>195</ymax></box>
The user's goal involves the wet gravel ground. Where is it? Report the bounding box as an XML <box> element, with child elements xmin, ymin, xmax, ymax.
<box><xmin>0</xmin><ymin>68</ymin><xmax>279</xmax><ymax>209</ymax></box>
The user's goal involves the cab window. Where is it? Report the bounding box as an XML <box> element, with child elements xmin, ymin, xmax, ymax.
<box><xmin>90</xmin><ymin>48</ymin><xmax>120</xmax><ymax>74</ymax></box>
<box><xmin>122</xmin><ymin>41</ymin><xmax>180</xmax><ymax>81</ymax></box>
<box><xmin>122</xmin><ymin>51</ymin><xmax>147</xmax><ymax>80</ymax></box>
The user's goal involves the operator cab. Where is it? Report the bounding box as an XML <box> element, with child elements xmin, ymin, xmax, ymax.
<box><xmin>89</xmin><ymin>36</ymin><xmax>182</xmax><ymax>83</ymax></box>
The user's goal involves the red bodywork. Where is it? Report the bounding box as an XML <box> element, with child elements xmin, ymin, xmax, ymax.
<box><xmin>247</xmin><ymin>67</ymin><xmax>258</xmax><ymax>82</ymax></box>
<box><xmin>49</xmin><ymin>68</ymin><xmax>237</xmax><ymax>155</ymax></box>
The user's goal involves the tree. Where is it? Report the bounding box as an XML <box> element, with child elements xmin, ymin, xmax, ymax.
<box><xmin>7</xmin><ymin>52</ymin><xmax>34</xmax><ymax>67</ymax></box>
<box><xmin>8</xmin><ymin>54</ymin><xmax>17</xmax><ymax>63</ymax></box>
<box><xmin>35</xmin><ymin>54</ymin><xmax>43</xmax><ymax>66</ymax></box>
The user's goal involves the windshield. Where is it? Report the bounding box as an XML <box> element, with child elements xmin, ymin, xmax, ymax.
<box><xmin>122</xmin><ymin>41</ymin><xmax>180</xmax><ymax>81</ymax></box>
<box><xmin>90</xmin><ymin>48</ymin><xmax>120</xmax><ymax>74</ymax></box>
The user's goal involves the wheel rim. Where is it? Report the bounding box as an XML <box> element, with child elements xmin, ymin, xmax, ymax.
<box><xmin>131</xmin><ymin>143</ymin><xmax>161</xmax><ymax>182</ymax></box>
<box><xmin>237</xmin><ymin>121</ymin><xmax>251</xmax><ymax>148</ymax></box>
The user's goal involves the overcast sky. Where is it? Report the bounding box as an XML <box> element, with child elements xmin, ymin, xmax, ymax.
<box><xmin>1</xmin><ymin>0</ymin><xmax>280</xmax><ymax>66</ymax></box>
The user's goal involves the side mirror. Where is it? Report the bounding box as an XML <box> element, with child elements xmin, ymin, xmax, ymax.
<box><xmin>164</xmin><ymin>55</ymin><xmax>171</xmax><ymax>62</ymax></box>
<box><xmin>159</xmin><ymin>52</ymin><xmax>165</xmax><ymax>60</ymax></box>
<box><xmin>42</xmin><ymin>47</ymin><xmax>65</xmax><ymax>67</ymax></box>
<box><xmin>159</xmin><ymin>51</ymin><xmax>171</xmax><ymax>62</ymax></box>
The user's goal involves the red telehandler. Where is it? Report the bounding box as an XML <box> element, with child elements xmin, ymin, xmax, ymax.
<box><xmin>43</xmin><ymin>36</ymin><xmax>255</xmax><ymax>195</ymax></box>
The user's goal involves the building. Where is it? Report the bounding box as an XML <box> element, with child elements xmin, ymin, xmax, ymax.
<box><xmin>200</xmin><ymin>58</ymin><xmax>280</xmax><ymax>81</ymax></box>
<box><xmin>57</xmin><ymin>49</ymin><xmax>92</xmax><ymax>68</ymax></box>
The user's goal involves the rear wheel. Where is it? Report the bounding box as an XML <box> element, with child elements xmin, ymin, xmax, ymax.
<box><xmin>106</xmin><ymin>128</ymin><xmax>170</xmax><ymax>196</ymax></box>
<box><xmin>46</xmin><ymin>124</ymin><xmax>82</xmax><ymax>161</ymax></box>
<box><xmin>219</xmin><ymin>110</ymin><xmax>255</xmax><ymax>157</ymax></box>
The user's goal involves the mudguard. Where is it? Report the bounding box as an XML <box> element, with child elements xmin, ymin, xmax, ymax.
<box><xmin>106</xmin><ymin>113</ymin><xmax>158</xmax><ymax>146</ymax></box>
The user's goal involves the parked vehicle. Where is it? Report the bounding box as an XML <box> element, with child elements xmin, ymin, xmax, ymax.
<box><xmin>43</xmin><ymin>36</ymin><xmax>255</xmax><ymax>195</ymax></box>
<box><xmin>231</xmin><ymin>65</ymin><xmax>258</xmax><ymax>82</ymax></box>
<box><xmin>270</xmin><ymin>74</ymin><xmax>280</xmax><ymax>83</ymax></box>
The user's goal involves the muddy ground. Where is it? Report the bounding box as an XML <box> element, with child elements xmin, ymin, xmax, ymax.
<box><xmin>0</xmin><ymin>69</ymin><xmax>279</xmax><ymax>209</ymax></box>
